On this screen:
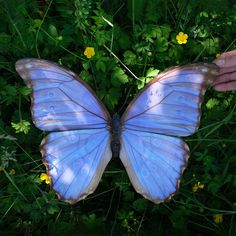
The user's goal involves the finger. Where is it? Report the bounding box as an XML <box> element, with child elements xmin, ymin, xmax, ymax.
<box><xmin>213</xmin><ymin>81</ymin><xmax>236</xmax><ymax>92</ymax></box>
<box><xmin>219</xmin><ymin>50</ymin><xmax>236</xmax><ymax>58</ymax></box>
<box><xmin>218</xmin><ymin>66</ymin><xmax>236</xmax><ymax>75</ymax></box>
<box><xmin>212</xmin><ymin>72</ymin><xmax>236</xmax><ymax>86</ymax></box>
<box><xmin>214</xmin><ymin>50</ymin><xmax>236</xmax><ymax>68</ymax></box>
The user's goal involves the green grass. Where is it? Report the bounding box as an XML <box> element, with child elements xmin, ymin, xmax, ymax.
<box><xmin>0</xmin><ymin>0</ymin><xmax>236</xmax><ymax>235</ymax></box>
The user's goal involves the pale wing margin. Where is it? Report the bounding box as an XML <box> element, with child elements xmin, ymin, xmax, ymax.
<box><xmin>120</xmin><ymin>129</ymin><xmax>189</xmax><ymax>203</ymax></box>
<box><xmin>41</xmin><ymin>129</ymin><xmax>112</xmax><ymax>203</ymax></box>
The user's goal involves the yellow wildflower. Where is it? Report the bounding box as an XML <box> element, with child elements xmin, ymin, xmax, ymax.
<box><xmin>40</xmin><ymin>173</ymin><xmax>50</xmax><ymax>184</ymax></box>
<box><xmin>9</xmin><ymin>169</ymin><xmax>16</xmax><ymax>175</ymax></box>
<box><xmin>84</xmin><ymin>47</ymin><xmax>95</xmax><ymax>59</ymax></box>
<box><xmin>0</xmin><ymin>166</ymin><xmax>4</xmax><ymax>171</ymax></box>
<box><xmin>192</xmin><ymin>182</ymin><xmax>204</xmax><ymax>192</ymax></box>
<box><xmin>216</xmin><ymin>53</ymin><xmax>221</xmax><ymax>58</ymax></box>
<box><xmin>176</xmin><ymin>32</ymin><xmax>188</xmax><ymax>44</ymax></box>
<box><xmin>213</xmin><ymin>214</ymin><xmax>223</xmax><ymax>224</ymax></box>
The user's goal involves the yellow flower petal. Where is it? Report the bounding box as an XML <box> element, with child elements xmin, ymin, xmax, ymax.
<box><xmin>176</xmin><ymin>32</ymin><xmax>188</xmax><ymax>44</ymax></box>
<box><xmin>84</xmin><ymin>47</ymin><xmax>95</xmax><ymax>59</ymax></box>
<box><xmin>40</xmin><ymin>173</ymin><xmax>50</xmax><ymax>184</ymax></box>
<box><xmin>192</xmin><ymin>182</ymin><xmax>204</xmax><ymax>192</ymax></box>
<box><xmin>198</xmin><ymin>183</ymin><xmax>204</xmax><ymax>189</ymax></box>
<box><xmin>213</xmin><ymin>214</ymin><xmax>223</xmax><ymax>224</ymax></box>
<box><xmin>9</xmin><ymin>169</ymin><xmax>16</xmax><ymax>175</ymax></box>
<box><xmin>192</xmin><ymin>185</ymin><xmax>198</xmax><ymax>192</ymax></box>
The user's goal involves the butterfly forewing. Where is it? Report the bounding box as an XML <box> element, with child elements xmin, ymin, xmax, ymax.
<box><xmin>16</xmin><ymin>59</ymin><xmax>111</xmax><ymax>131</ymax></box>
<box><xmin>122</xmin><ymin>63</ymin><xmax>218</xmax><ymax>136</ymax></box>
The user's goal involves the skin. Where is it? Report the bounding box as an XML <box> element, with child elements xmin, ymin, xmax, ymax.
<box><xmin>212</xmin><ymin>50</ymin><xmax>236</xmax><ymax>92</ymax></box>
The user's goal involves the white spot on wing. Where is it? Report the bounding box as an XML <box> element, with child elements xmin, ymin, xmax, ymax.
<box><xmin>200</xmin><ymin>67</ymin><xmax>208</xmax><ymax>73</ymax></box>
<box><xmin>61</xmin><ymin>168</ymin><xmax>75</xmax><ymax>184</ymax></box>
<box><xmin>25</xmin><ymin>64</ymin><xmax>33</xmax><ymax>69</ymax></box>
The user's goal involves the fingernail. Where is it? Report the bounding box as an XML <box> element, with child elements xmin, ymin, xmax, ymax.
<box><xmin>215</xmin><ymin>59</ymin><xmax>225</xmax><ymax>66</ymax></box>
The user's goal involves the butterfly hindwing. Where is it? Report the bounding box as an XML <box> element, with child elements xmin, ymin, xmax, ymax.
<box><xmin>41</xmin><ymin>129</ymin><xmax>112</xmax><ymax>203</ymax></box>
<box><xmin>120</xmin><ymin>129</ymin><xmax>189</xmax><ymax>203</ymax></box>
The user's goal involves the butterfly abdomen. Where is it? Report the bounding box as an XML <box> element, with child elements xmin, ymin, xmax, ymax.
<box><xmin>111</xmin><ymin>114</ymin><xmax>121</xmax><ymax>157</ymax></box>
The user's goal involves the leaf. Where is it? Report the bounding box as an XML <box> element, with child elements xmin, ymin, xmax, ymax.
<box><xmin>1</xmin><ymin>84</ymin><xmax>18</xmax><ymax>105</ymax></box>
<box><xmin>133</xmin><ymin>199</ymin><xmax>148</xmax><ymax>212</ymax></box>
<box><xmin>5</xmin><ymin>85</ymin><xmax>17</xmax><ymax>96</ymax></box>
<box><xmin>208</xmin><ymin>176</ymin><xmax>222</xmax><ymax>194</ymax></box>
<box><xmin>146</xmin><ymin>67</ymin><xmax>159</xmax><ymax>77</ymax></box>
<box><xmin>111</xmin><ymin>67</ymin><xmax>128</xmax><ymax>87</ymax></box>
<box><xmin>104</xmin><ymin>87</ymin><xmax>121</xmax><ymax>109</ymax></box>
<box><xmin>82</xmin><ymin>61</ymin><xmax>90</xmax><ymax>70</ymax></box>
<box><xmin>11</xmin><ymin>120</ymin><xmax>30</xmax><ymax>134</ymax></box>
<box><xmin>47</xmin><ymin>205</ymin><xmax>59</xmax><ymax>215</ymax></box>
<box><xmin>137</xmin><ymin>77</ymin><xmax>146</xmax><ymax>89</ymax></box>
<box><xmin>201</xmin><ymin>38</ymin><xmax>219</xmax><ymax>55</ymax></box>
<box><xmin>160</xmin><ymin>25</ymin><xmax>171</xmax><ymax>38</ymax></box>
<box><xmin>123</xmin><ymin>50</ymin><xmax>137</xmax><ymax>65</ymax></box>
<box><xmin>95</xmin><ymin>30</ymin><xmax>111</xmax><ymax>46</ymax></box>
<box><xmin>29</xmin><ymin>19</ymin><xmax>42</xmax><ymax>32</ymax></box>
<box><xmin>48</xmin><ymin>24</ymin><xmax>58</xmax><ymax>38</ymax></box>
<box><xmin>155</xmin><ymin>37</ymin><xmax>169</xmax><ymax>52</ymax></box>
<box><xmin>96</xmin><ymin>60</ymin><xmax>106</xmax><ymax>72</ymax></box>
<box><xmin>80</xmin><ymin>70</ymin><xmax>93</xmax><ymax>84</ymax></box>
<box><xmin>151</xmin><ymin>26</ymin><xmax>162</xmax><ymax>38</ymax></box>
<box><xmin>123</xmin><ymin>190</ymin><xmax>134</xmax><ymax>201</ymax></box>
<box><xmin>206</xmin><ymin>98</ymin><xmax>220</xmax><ymax>109</ymax></box>
<box><xmin>197</xmin><ymin>25</ymin><xmax>210</xmax><ymax>38</ymax></box>
<box><xmin>168</xmin><ymin>45</ymin><xmax>184</xmax><ymax>61</ymax></box>
<box><xmin>19</xmin><ymin>86</ymin><xmax>32</xmax><ymax>96</ymax></box>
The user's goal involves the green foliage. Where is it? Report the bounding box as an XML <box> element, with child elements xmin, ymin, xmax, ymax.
<box><xmin>0</xmin><ymin>0</ymin><xmax>236</xmax><ymax>235</ymax></box>
<box><xmin>11</xmin><ymin>120</ymin><xmax>31</xmax><ymax>134</ymax></box>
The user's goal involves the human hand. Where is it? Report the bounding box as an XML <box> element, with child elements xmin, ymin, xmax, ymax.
<box><xmin>212</xmin><ymin>50</ymin><xmax>236</xmax><ymax>92</ymax></box>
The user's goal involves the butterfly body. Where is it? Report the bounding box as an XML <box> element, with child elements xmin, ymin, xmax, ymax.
<box><xmin>15</xmin><ymin>59</ymin><xmax>218</xmax><ymax>204</ymax></box>
<box><xmin>110</xmin><ymin>113</ymin><xmax>121</xmax><ymax>157</ymax></box>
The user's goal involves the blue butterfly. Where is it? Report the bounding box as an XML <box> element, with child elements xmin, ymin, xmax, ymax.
<box><xmin>15</xmin><ymin>59</ymin><xmax>218</xmax><ymax>203</ymax></box>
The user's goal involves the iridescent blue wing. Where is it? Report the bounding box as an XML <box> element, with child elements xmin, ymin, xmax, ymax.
<box><xmin>15</xmin><ymin>59</ymin><xmax>110</xmax><ymax>131</ymax></box>
<box><xmin>41</xmin><ymin>129</ymin><xmax>111</xmax><ymax>203</ymax></box>
<box><xmin>16</xmin><ymin>59</ymin><xmax>112</xmax><ymax>203</ymax></box>
<box><xmin>120</xmin><ymin>63</ymin><xmax>218</xmax><ymax>203</ymax></box>
<box><xmin>120</xmin><ymin>129</ymin><xmax>189</xmax><ymax>203</ymax></box>
<box><xmin>122</xmin><ymin>63</ymin><xmax>218</xmax><ymax>136</ymax></box>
